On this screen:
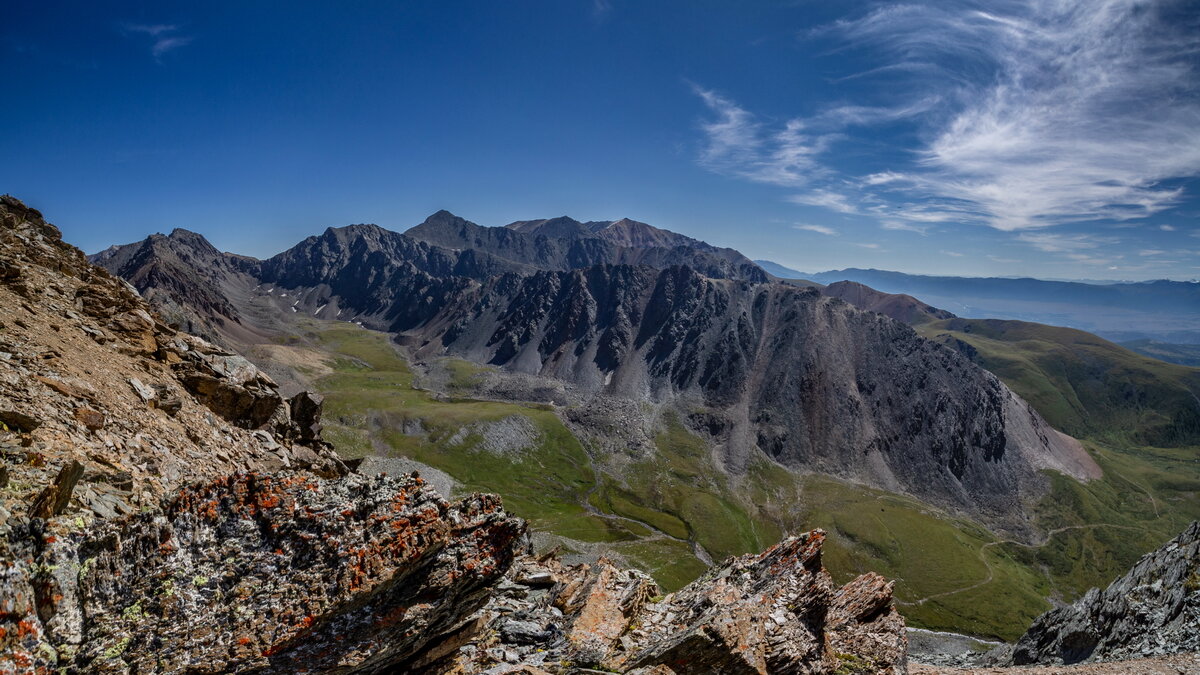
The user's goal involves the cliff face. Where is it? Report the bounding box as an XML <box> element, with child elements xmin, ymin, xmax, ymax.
<box><xmin>407</xmin><ymin>263</ymin><xmax>1098</xmax><ymax>525</ymax></box>
<box><xmin>1010</xmin><ymin>521</ymin><xmax>1200</xmax><ymax>666</ymax></box>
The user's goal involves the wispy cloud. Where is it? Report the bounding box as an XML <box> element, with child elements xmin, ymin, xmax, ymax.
<box><xmin>592</xmin><ymin>0</ymin><xmax>613</xmax><ymax>20</ymax></box>
<box><xmin>1016</xmin><ymin>232</ymin><xmax>1118</xmax><ymax>254</ymax></box>
<box><xmin>793</xmin><ymin>223</ymin><xmax>837</xmax><ymax>236</ymax></box>
<box><xmin>692</xmin><ymin>1</ymin><xmax>1200</xmax><ymax>233</ymax></box>
<box><xmin>786</xmin><ymin>188</ymin><xmax>857</xmax><ymax>213</ymax></box>
<box><xmin>987</xmin><ymin>255</ymin><xmax>1021</xmax><ymax>264</ymax></box>
<box><xmin>880</xmin><ymin>220</ymin><xmax>928</xmax><ymax>235</ymax></box>
<box><xmin>694</xmin><ymin>85</ymin><xmax>831</xmax><ymax>188</ymax></box>
<box><xmin>1160</xmin><ymin>224</ymin><xmax>1177</xmax><ymax>231</ymax></box>
<box><xmin>855</xmin><ymin>242</ymin><xmax>882</xmax><ymax>249</ymax></box>
<box><xmin>940</xmin><ymin>250</ymin><xmax>965</xmax><ymax>257</ymax></box>
<box><xmin>122</xmin><ymin>23</ymin><xmax>192</xmax><ymax>61</ymax></box>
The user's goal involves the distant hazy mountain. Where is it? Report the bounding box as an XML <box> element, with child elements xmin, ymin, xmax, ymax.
<box><xmin>1119</xmin><ymin>340</ymin><xmax>1200</xmax><ymax>368</ymax></box>
<box><xmin>804</xmin><ymin>268</ymin><xmax>1200</xmax><ymax>344</ymax></box>
<box><xmin>754</xmin><ymin>259</ymin><xmax>808</xmax><ymax>279</ymax></box>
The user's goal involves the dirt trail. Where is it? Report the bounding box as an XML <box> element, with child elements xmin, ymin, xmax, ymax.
<box><xmin>900</xmin><ymin>523</ymin><xmax>1143</xmax><ymax>607</ymax></box>
<box><xmin>579</xmin><ymin>448</ymin><xmax>716</xmax><ymax>565</ymax></box>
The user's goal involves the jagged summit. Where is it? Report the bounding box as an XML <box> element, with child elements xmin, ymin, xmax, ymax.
<box><xmin>590</xmin><ymin>216</ymin><xmax>702</xmax><ymax>249</ymax></box>
<box><xmin>505</xmin><ymin>215</ymin><xmax>592</xmax><ymax>238</ymax></box>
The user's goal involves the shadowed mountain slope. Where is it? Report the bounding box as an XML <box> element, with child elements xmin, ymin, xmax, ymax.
<box><xmin>401</xmin><ymin>263</ymin><xmax>1099</xmax><ymax>528</ymax></box>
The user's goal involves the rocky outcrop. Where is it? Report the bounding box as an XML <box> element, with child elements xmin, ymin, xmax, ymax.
<box><xmin>2</xmin><ymin>472</ymin><xmax>525</xmax><ymax>674</ymax></box>
<box><xmin>434</xmin><ymin>530</ymin><xmax>907</xmax><ymax>674</ymax></box>
<box><xmin>1010</xmin><ymin>521</ymin><xmax>1200</xmax><ymax>666</ymax></box>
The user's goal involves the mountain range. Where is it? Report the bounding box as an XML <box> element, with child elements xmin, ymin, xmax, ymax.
<box><xmin>92</xmin><ymin>212</ymin><xmax>1102</xmax><ymax>530</ymax></box>
<box><xmin>757</xmin><ymin>262</ymin><xmax>1200</xmax><ymax>347</ymax></box>
<box><xmin>86</xmin><ymin>203</ymin><xmax>1200</xmax><ymax>645</ymax></box>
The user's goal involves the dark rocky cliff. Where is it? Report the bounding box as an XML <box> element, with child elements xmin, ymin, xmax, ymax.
<box><xmin>405</xmin><ymin>263</ymin><xmax>1099</xmax><ymax>527</ymax></box>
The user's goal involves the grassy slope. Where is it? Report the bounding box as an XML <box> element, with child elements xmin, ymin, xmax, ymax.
<box><xmin>918</xmin><ymin>318</ymin><xmax>1200</xmax><ymax>446</ymax></box>
<box><xmin>294</xmin><ymin>318</ymin><xmax>1200</xmax><ymax>641</ymax></box>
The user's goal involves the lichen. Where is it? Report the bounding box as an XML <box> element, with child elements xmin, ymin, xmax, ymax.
<box><xmin>103</xmin><ymin>636</ymin><xmax>131</xmax><ymax>660</ymax></box>
<box><xmin>122</xmin><ymin>600</ymin><xmax>144</xmax><ymax>622</ymax></box>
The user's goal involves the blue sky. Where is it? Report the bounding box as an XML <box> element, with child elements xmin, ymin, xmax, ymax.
<box><xmin>3</xmin><ymin>1</ymin><xmax>1198</xmax><ymax>280</ymax></box>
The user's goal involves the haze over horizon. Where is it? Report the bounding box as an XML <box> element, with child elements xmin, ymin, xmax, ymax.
<box><xmin>4</xmin><ymin>1</ymin><xmax>1199</xmax><ymax>281</ymax></box>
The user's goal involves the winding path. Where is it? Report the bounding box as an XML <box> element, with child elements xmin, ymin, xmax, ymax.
<box><xmin>898</xmin><ymin>523</ymin><xmax>1144</xmax><ymax>607</ymax></box>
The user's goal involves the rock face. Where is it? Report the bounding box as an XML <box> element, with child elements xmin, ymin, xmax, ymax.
<box><xmin>92</xmin><ymin>211</ymin><xmax>767</xmax><ymax>347</ymax></box>
<box><xmin>434</xmin><ymin>530</ymin><xmax>907</xmax><ymax>674</ymax></box>
<box><xmin>406</xmin><ymin>263</ymin><xmax>1097</xmax><ymax>527</ymax></box>
<box><xmin>407</xmin><ymin>211</ymin><xmax>768</xmax><ymax>284</ymax></box>
<box><xmin>1010</xmin><ymin>521</ymin><xmax>1200</xmax><ymax>666</ymax></box>
<box><xmin>55</xmin><ymin>473</ymin><xmax>521</xmax><ymax>674</ymax></box>
<box><xmin>89</xmin><ymin>207</ymin><xmax>1101</xmax><ymax>531</ymax></box>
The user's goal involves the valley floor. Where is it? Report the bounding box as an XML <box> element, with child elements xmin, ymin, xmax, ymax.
<box><xmin>912</xmin><ymin>652</ymin><xmax>1200</xmax><ymax>674</ymax></box>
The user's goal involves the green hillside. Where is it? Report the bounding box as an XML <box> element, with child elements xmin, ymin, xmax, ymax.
<box><xmin>918</xmin><ymin>318</ymin><xmax>1200</xmax><ymax>447</ymax></box>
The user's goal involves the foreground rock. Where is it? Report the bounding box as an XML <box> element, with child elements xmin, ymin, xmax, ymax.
<box><xmin>2</xmin><ymin>472</ymin><xmax>525</xmax><ymax>673</ymax></box>
<box><xmin>1009</xmin><ymin>521</ymin><xmax>1200</xmax><ymax>666</ymax></box>
<box><xmin>436</xmin><ymin>530</ymin><xmax>908</xmax><ymax>674</ymax></box>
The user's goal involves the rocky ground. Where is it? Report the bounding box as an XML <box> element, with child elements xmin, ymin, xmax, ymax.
<box><xmin>911</xmin><ymin>652</ymin><xmax>1200</xmax><ymax>674</ymax></box>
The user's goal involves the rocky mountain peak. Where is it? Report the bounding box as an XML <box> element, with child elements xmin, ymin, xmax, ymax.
<box><xmin>505</xmin><ymin>215</ymin><xmax>591</xmax><ymax>239</ymax></box>
<box><xmin>823</xmin><ymin>279</ymin><xmax>956</xmax><ymax>325</ymax></box>
<box><xmin>592</xmin><ymin>217</ymin><xmax>701</xmax><ymax>249</ymax></box>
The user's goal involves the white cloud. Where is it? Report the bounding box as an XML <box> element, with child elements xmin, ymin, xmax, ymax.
<box><xmin>940</xmin><ymin>250</ymin><xmax>965</xmax><ymax>257</ymax></box>
<box><xmin>1139</xmin><ymin>249</ymin><xmax>1166</xmax><ymax>256</ymax></box>
<box><xmin>787</xmin><ymin>189</ymin><xmax>858</xmax><ymax>214</ymax></box>
<box><xmin>841</xmin><ymin>1</ymin><xmax>1200</xmax><ymax>230</ymax></box>
<box><xmin>694</xmin><ymin>1</ymin><xmax>1200</xmax><ymax>232</ymax></box>
<box><xmin>987</xmin><ymin>255</ymin><xmax>1021</xmax><ymax>263</ymax></box>
<box><xmin>879</xmin><ymin>220</ymin><xmax>928</xmax><ymax>234</ymax></box>
<box><xmin>793</xmin><ymin>223</ymin><xmax>837</xmax><ymax>236</ymax></box>
<box><xmin>1160</xmin><ymin>224</ymin><xmax>1176</xmax><ymax>231</ymax></box>
<box><xmin>122</xmin><ymin>23</ymin><xmax>192</xmax><ymax>61</ymax></box>
<box><xmin>855</xmin><ymin>242</ymin><xmax>882</xmax><ymax>249</ymax></box>
<box><xmin>694</xmin><ymin>86</ymin><xmax>830</xmax><ymax>188</ymax></box>
<box><xmin>1016</xmin><ymin>232</ymin><xmax>1118</xmax><ymax>253</ymax></box>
